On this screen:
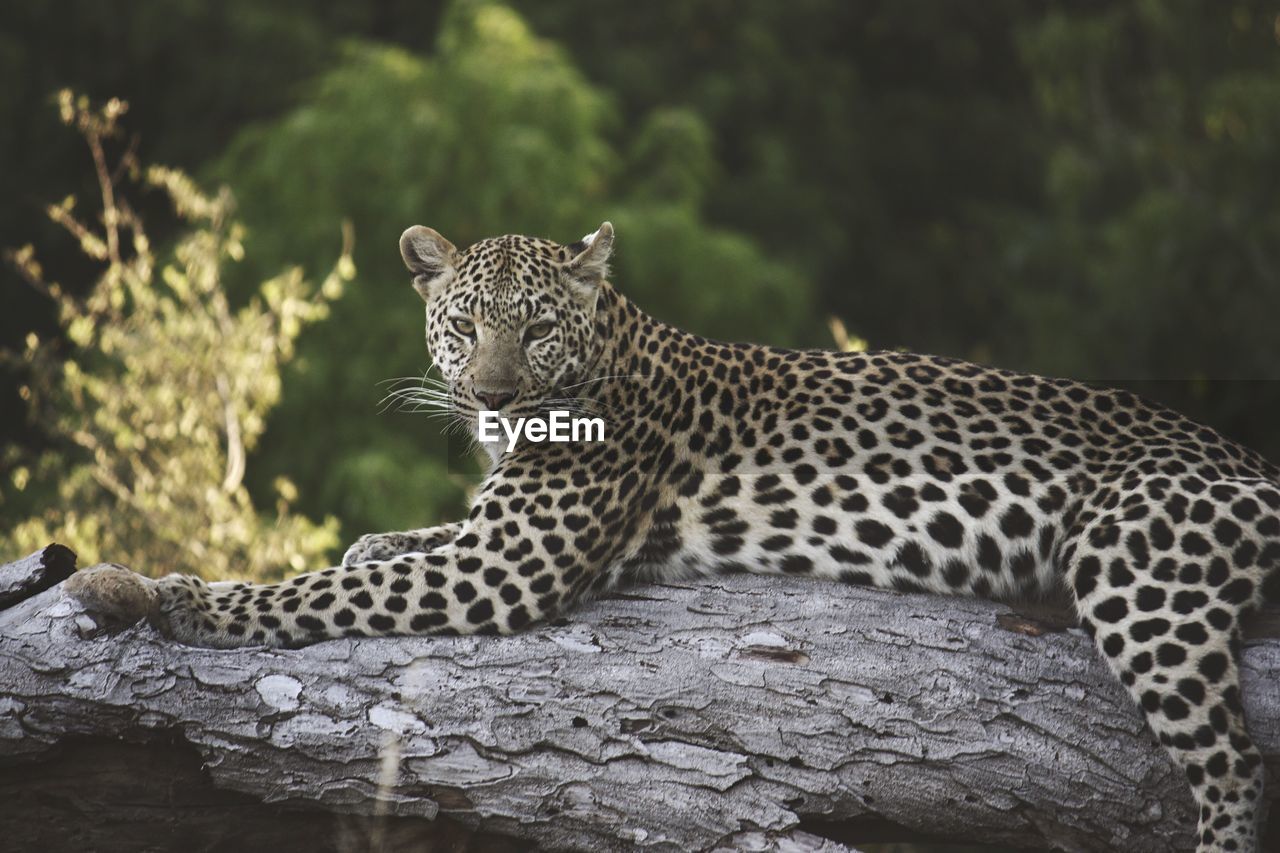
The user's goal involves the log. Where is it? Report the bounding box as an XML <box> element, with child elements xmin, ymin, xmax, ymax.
<box><xmin>0</xmin><ymin>543</ymin><xmax>76</xmax><ymax>608</ymax></box>
<box><xmin>1</xmin><ymin>567</ymin><xmax>1277</xmax><ymax>852</ymax></box>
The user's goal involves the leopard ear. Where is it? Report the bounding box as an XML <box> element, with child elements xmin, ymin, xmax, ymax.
<box><xmin>400</xmin><ymin>226</ymin><xmax>458</xmax><ymax>302</ymax></box>
<box><xmin>563</xmin><ymin>221</ymin><xmax>613</xmax><ymax>307</ymax></box>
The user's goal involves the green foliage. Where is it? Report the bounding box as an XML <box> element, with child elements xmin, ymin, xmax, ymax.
<box><xmin>1009</xmin><ymin>3</ymin><xmax>1280</xmax><ymax>380</ymax></box>
<box><xmin>1</xmin><ymin>93</ymin><xmax>347</xmax><ymax>579</ymax></box>
<box><xmin>606</xmin><ymin>205</ymin><xmax>808</xmax><ymax>342</ymax></box>
<box><xmin>625</xmin><ymin>108</ymin><xmax>718</xmax><ymax>207</ymax></box>
<box><xmin>997</xmin><ymin>4</ymin><xmax>1280</xmax><ymax>447</ymax></box>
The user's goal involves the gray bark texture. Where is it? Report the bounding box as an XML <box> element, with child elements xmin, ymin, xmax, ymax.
<box><xmin>1</xmin><ymin>549</ymin><xmax>1277</xmax><ymax>852</ymax></box>
<box><xmin>0</xmin><ymin>542</ymin><xmax>75</xmax><ymax>608</ymax></box>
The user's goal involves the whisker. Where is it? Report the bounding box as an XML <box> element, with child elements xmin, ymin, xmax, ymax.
<box><xmin>376</xmin><ymin>363</ymin><xmax>457</xmax><ymax>416</ymax></box>
<box><xmin>541</xmin><ymin>397</ymin><xmax>619</xmax><ymax>420</ymax></box>
<box><xmin>556</xmin><ymin>373</ymin><xmax>652</xmax><ymax>393</ymax></box>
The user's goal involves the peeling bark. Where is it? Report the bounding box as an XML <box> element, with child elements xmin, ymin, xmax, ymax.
<box><xmin>0</xmin><ymin>570</ymin><xmax>1277</xmax><ymax>851</ymax></box>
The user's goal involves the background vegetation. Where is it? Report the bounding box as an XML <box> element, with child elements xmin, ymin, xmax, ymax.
<box><xmin>3</xmin><ymin>0</ymin><xmax>1280</xmax><ymax>579</ymax></box>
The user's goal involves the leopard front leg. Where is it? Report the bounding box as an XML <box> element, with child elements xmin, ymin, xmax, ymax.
<box><xmin>147</xmin><ymin>454</ymin><xmax>631</xmax><ymax>647</ymax></box>
<box><xmin>341</xmin><ymin>522</ymin><xmax>463</xmax><ymax>566</ymax></box>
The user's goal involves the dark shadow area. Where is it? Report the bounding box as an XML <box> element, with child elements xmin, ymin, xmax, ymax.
<box><xmin>0</xmin><ymin>735</ymin><xmax>531</xmax><ymax>853</ymax></box>
<box><xmin>801</xmin><ymin>815</ymin><xmax>1030</xmax><ymax>852</ymax></box>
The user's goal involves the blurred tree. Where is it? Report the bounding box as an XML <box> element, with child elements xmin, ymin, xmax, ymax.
<box><xmin>1</xmin><ymin>92</ymin><xmax>348</xmax><ymax>579</ymax></box>
<box><xmin>1003</xmin><ymin>2</ymin><xmax>1280</xmax><ymax>450</ymax></box>
<box><xmin>214</xmin><ymin>0</ymin><xmax>811</xmax><ymax>544</ymax></box>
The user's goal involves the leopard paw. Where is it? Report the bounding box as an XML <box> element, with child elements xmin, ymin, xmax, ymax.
<box><xmin>342</xmin><ymin>527</ymin><xmax>456</xmax><ymax>565</ymax></box>
<box><xmin>342</xmin><ymin>533</ymin><xmax>405</xmax><ymax>565</ymax></box>
<box><xmin>64</xmin><ymin>563</ymin><xmax>157</xmax><ymax>630</ymax></box>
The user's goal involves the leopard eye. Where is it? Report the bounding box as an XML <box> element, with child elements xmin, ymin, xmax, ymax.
<box><xmin>524</xmin><ymin>321</ymin><xmax>554</xmax><ymax>342</ymax></box>
<box><xmin>451</xmin><ymin>317</ymin><xmax>476</xmax><ymax>337</ymax></box>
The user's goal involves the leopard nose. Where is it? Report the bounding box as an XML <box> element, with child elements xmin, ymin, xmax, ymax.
<box><xmin>475</xmin><ymin>389</ymin><xmax>517</xmax><ymax>411</ymax></box>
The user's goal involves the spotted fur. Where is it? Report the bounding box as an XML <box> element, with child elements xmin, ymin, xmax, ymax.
<box><xmin>149</xmin><ymin>223</ymin><xmax>1279</xmax><ymax>851</ymax></box>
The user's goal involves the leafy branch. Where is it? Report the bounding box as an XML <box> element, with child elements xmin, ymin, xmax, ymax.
<box><xmin>2</xmin><ymin>92</ymin><xmax>354</xmax><ymax>580</ymax></box>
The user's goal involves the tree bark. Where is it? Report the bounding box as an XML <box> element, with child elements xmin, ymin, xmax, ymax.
<box><xmin>0</xmin><ymin>557</ymin><xmax>1277</xmax><ymax>852</ymax></box>
<box><xmin>0</xmin><ymin>543</ymin><xmax>75</xmax><ymax>608</ymax></box>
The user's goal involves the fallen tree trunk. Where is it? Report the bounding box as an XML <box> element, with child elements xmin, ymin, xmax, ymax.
<box><xmin>0</xmin><ymin>543</ymin><xmax>75</xmax><ymax>608</ymax></box>
<box><xmin>0</xmin><ymin>553</ymin><xmax>1277</xmax><ymax>852</ymax></box>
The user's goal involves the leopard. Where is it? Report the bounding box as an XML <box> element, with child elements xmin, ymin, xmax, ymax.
<box><xmin>74</xmin><ymin>221</ymin><xmax>1279</xmax><ymax>851</ymax></box>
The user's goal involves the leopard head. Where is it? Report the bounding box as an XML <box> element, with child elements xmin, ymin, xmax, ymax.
<box><xmin>399</xmin><ymin>222</ymin><xmax>613</xmax><ymax>451</ymax></box>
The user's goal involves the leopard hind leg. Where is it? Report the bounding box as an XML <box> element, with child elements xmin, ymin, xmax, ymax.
<box><xmin>1066</xmin><ymin>476</ymin><xmax>1279</xmax><ymax>852</ymax></box>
